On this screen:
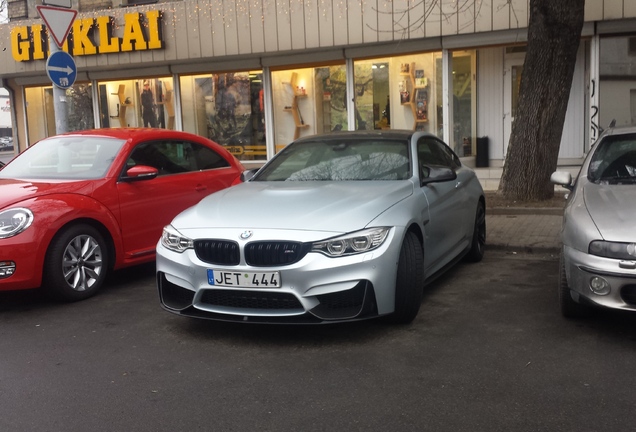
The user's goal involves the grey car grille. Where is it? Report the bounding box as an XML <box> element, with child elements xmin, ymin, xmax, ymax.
<box><xmin>194</xmin><ymin>240</ymin><xmax>240</xmax><ymax>265</ymax></box>
<box><xmin>193</xmin><ymin>240</ymin><xmax>309</xmax><ymax>267</ymax></box>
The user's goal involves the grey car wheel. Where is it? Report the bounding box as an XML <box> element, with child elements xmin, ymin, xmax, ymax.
<box><xmin>464</xmin><ymin>200</ymin><xmax>486</xmax><ymax>262</ymax></box>
<box><xmin>44</xmin><ymin>224</ymin><xmax>109</xmax><ymax>302</ymax></box>
<box><xmin>388</xmin><ymin>231</ymin><xmax>424</xmax><ymax>324</ymax></box>
<box><xmin>559</xmin><ymin>253</ymin><xmax>589</xmax><ymax>318</ymax></box>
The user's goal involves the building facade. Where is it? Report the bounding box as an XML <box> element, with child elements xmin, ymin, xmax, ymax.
<box><xmin>1</xmin><ymin>0</ymin><xmax>636</xmax><ymax>189</ymax></box>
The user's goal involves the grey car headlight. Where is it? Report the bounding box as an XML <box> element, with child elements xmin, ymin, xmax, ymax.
<box><xmin>311</xmin><ymin>227</ymin><xmax>390</xmax><ymax>257</ymax></box>
<box><xmin>161</xmin><ymin>225</ymin><xmax>193</xmax><ymax>253</ymax></box>
<box><xmin>0</xmin><ymin>208</ymin><xmax>34</xmax><ymax>239</ymax></box>
<box><xmin>589</xmin><ymin>240</ymin><xmax>636</xmax><ymax>260</ymax></box>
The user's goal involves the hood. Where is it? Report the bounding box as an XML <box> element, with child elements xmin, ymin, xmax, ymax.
<box><xmin>0</xmin><ymin>178</ymin><xmax>95</xmax><ymax>208</ymax></box>
<box><xmin>171</xmin><ymin>181</ymin><xmax>414</xmax><ymax>233</ymax></box>
<box><xmin>583</xmin><ymin>183</ymin><xmax>636</xmax><ymax>241</ymax></box>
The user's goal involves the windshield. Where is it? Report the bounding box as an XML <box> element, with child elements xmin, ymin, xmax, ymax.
<box><xmin>254</xmin><ymin>139</ymin><xmax>411</xmax><ymax>181</ymax></box>
<box><xmin>0</xmin><ymin>136</ymin><xmax>126</xmax><ymax>180</ymax></box>
<box><xmin>588</xmin><ymin>133</ymin><xmax>636</xmax><ymax>185</ymax></box>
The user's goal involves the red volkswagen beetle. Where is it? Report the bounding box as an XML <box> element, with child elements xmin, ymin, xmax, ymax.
<box><xmin>0</xmin><ymin>129</ymin><xmax>244</xmax><ymax>301</ymax></box>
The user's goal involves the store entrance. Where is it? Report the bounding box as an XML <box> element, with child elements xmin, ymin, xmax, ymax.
<box><xmin>504</xmin><ymin>55</ymin><xmax>524</xmax><ymax>158</ymax></box>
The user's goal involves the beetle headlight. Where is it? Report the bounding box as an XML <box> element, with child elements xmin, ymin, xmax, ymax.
<box><xmin>0</xmin><ymin>208</ymin><xmax>34</xmax><ymax>239</ymax></box>
<box><xmin>161</xmin><ymin>225</ymin><xmax>193</xmax><ymax>253</ymax></box>
<box><xmin>312</xmin><ymin>227</ymin><xmax>390</xmax><ymax>257</ymax></box>
<box><xmin>589</xmin><ymin>240</ymin><xmax>636</xmax><ymax>260</ymax></box>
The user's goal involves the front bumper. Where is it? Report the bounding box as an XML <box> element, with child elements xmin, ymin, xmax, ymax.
<box><xmin>564</xmin><ymin>245</ymin><xmax>636</xmax><ymax>311</ymax></box>
<box><xmin>155</xmin><ymin>228</ymin><xmax>404</xmax><ymax>323</ymax></box>
<box><xmin>0</xmin><ymin>232</ymin><xmax>43</xmax><ymax>291</ymax></box>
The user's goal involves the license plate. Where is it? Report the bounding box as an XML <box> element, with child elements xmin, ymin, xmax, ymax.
<box><xmin>207</xmin><ymin>269</ymin><xmax>281</xmax><ymax>288</ymax></box>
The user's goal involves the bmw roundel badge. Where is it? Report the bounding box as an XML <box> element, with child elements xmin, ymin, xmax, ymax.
<box><xmin>240</xmin><ymin>230</ymin><xmax>253</xmax><ymax>240</ymax></box>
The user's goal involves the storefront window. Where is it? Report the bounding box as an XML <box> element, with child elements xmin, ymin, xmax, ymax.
<box><xmin>354</xmin><ymin>54</ymin><xmax>437</xmax><ymax>133</ymax></box>
<box><xmin>25</xmin><ymin>83</ymin><xmax>95</xmax><ymax>144</ymax></box>
<box><xmin>435</xmin><ymin>51</ymin><xmax>476</xmax><ymax>157</ymax></box>
<box><xmin>180</xmin><ymin>71</ymin><xmax>265</xmax><ymax>161</ymax></box>
<box><xmin>600</xmin><ymin>37</ymin><xmax>636</xmax><ymax>128</ymax></box>
<box><xmin>271</xmin><ymin>65</ymin><xmax>347</xmax><ymax>153</ymax></box>
<box><xmin>97</xmin><ymin>78</ymin><xmax>174</xmax><ymax>129</ymax></box>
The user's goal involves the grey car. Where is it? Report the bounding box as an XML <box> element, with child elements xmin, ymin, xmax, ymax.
<box><xmin>552</xmin><ymin>125</ymin><xmax>636</xmax><ymax>317</ymax></box>
<box><xmin>156</xmin><ymin>130</ymin><xmax>486</xmax><ymax>324</ymax></box>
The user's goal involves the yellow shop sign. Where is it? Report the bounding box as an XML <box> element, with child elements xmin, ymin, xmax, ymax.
<box><xmin>11</xmin><ymin>10</ymin><xmax>163</xmax><ymax>62</ymax></box>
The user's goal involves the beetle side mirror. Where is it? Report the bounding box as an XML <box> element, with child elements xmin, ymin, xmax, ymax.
<box><xmin>122</xmin><ymin>165</ymin><xmax>159</xmax><ymax>182</ymax></box>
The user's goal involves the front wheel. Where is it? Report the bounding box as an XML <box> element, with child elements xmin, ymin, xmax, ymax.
<box><xmin>388</xmin><ymin>231</ymin><xmax>424</xmax><ymax>324</ymax></box>
<box><xmin>44</xmin><ymin>224</ymin><xmax>109</xmax><ymax>302</ymax></box>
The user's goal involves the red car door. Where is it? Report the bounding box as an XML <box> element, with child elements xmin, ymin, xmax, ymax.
<box><xmin>116</xmin><ymin>139</ymin><xmax>240</xmax><ymax>261</ymax></box>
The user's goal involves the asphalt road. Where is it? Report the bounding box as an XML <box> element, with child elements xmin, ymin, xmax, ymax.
<box><xmin>1</xmin><ymin>250</ymin><xmax>635</xmax><ymax>432</ymax></box>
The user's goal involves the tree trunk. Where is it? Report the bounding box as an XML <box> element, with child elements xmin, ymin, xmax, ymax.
<box><xmin>498</xmin><ymin>0</ymin><xmax>585</xmax><ymax>201</ymax></box>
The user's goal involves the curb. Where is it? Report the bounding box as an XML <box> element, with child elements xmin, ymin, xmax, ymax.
<box><xmin>486</xmin><ymin>244</ymin><xmax>560</xmax><ymax>255</ymax></box>
<box><xmin>487</xmin><ymin>207</ymin><xmax>564</xmax><ymax>216</ymax></box>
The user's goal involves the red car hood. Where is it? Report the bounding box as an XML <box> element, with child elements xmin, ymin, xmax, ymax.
<box><xmin>0</xmin><ymin>178</ymin><xmax>96</xmax><ymax>208</ymax></box>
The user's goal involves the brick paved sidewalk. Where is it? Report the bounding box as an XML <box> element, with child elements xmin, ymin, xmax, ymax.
<box><xmin>486</xmin><ymin>213</ymin><xmax>562</xmax><ymax>254</ymax></box>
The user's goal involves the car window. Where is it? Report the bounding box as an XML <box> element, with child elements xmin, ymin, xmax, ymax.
<box><xmin>588</xmin><ymin>134</ymin><xmax>636</xmax><ymax>184</ymax></box>
<box><xmin>126</xmin><ymin>140</ymin><xmax>229</xmax><ymax>176</ymax></box>
<box><xmin>254</xmin><ymin>139</ymin><xmax>410</xmax><ymax>181</ymax></box>
<box><xmin>418</xmin><ymin>138</ymin><xmax>453</xmax><ymax>168</ymax></box>
<box><xmin>0</xmin><ymin>136</ymin><xmax>126</xmax><ymax>180</ymax></box>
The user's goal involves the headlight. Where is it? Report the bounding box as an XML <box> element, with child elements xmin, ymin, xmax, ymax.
<box><xmin>589</xmin><ymin>240</ymin><xmax>636</xmax><ymax>260</ymax></box>
<box><xmin>0</xmin><ymin>208</ymin><xmax>34</xmax><ymax>239</ymax></box>
<box><xmin>311</xmin><ymin>227</ymin><xmax>390</xmax><ymax>257</ymax></box>
<box><xmin>161</xmin><ymin>225</ymin><xmax>193</xmax><ymax>253</ymax></box>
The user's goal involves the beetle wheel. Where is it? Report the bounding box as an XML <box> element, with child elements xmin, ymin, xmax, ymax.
<box><xmin>44</xmin><ymin>224</ymin><xmax>109</xmax><ymax>302</ymax></box>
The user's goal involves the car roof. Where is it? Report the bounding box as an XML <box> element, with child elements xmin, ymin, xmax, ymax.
<box><xmin>292</xmin><ymin>129</ymin><xmax>421</xmax><ymax>143</ymax></box>
<box><xmin>601</xmin><ymin>124</ymin><xmax>636</xmax><ymax>138</ymax></box>
<box><xmin>49</xmin><ymin>128</ymin><xmax>210</xmax><ymax>142</ymax></box>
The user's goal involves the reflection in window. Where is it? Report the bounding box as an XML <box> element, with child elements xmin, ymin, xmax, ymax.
<box><xmin>127</xmin><ymin>140</ymin><xmax>230</xmax><ymax>176</ymax></box>
<box><xmin>180</xmin><ymin>71</ymin><xmax>265</xmax><ymax>161</ymax></box>
<box><xmin>97</xmin><ymin>78</ymin><xmax>174</xmax><ymax>130</ymax></box>
<box><xmin>25</xmin><ymin>84</ymin><xmax>95</xmax><ymax>145</ymax></box>
<box><xmin>272</xmin><ymin>65</ymin><xmax>347</xmax><ymax>154</ymax></box>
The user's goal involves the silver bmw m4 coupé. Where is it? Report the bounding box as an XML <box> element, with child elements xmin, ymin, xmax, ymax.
<box><xmin>156</xmin><ymin>130</ymin><xmax>486</xmax><ymax>324</ymax></box>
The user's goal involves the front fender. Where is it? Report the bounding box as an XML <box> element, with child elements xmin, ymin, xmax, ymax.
<box><xmin>16</xmin><ymin>194</ymin><xmax>124</xmax><ymax>282</ymax></box>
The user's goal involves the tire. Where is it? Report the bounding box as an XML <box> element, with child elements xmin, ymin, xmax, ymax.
<box><xmin>464</xmin><ymin>200</ymin><xmax>486</xmax><ymax>262</ymax></box>
<box><xmin>559</xmin><ymin>253</ymin><xmax>589</xmax><ymax>318</ymax></box>
<box><xmin>44</xmin><ymin>224</ymin><xmax>109</xmax><ymax>302</ymax></box>
<box><xmin>388</xmin><ymin>231</ymin><xmax>424</xmax><ymax>324</ymax></box>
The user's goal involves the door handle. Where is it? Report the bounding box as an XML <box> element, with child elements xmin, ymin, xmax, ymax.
<box><xmin>455</xmin><ymin>181</ymin><xmax>462</xmax><ymax>189</ymax></box>
<box><xmin>195</xmin><ymin>184</ymin><xmax>207</xmax><ymax>192</ymax></box>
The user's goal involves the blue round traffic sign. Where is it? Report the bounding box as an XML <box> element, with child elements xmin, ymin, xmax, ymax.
<box><xmin>46</xmin><ymin>51</ymin><xmax>77</xmax><ymax>89</ymax></box>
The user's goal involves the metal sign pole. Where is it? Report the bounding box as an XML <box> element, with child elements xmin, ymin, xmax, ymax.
<box><xmin>50</xmin><ymin>42</ymin><xmax>69</xmax><ymax>134</ymax></box>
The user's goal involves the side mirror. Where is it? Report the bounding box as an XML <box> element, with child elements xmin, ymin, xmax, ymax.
<box><xmin>240</xmin><ymin>168</ymin><xmax>259</xmax><ymax>182</ymax></box>
<box><xmin>420</xmin><ymin>165</ymin><xmax>457</xmax><ymax>186</ymax></box>
<box><xmin>550</xmin><ymin>171</ymin><xmax>573</xmax><ymax>191</ymax></box>
<box><xmin>122</xmin><ymin>165</ymin><xmax>158</xmax><ymax>181</ymax></box>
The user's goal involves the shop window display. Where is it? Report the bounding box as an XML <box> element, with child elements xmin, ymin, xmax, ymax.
<box><xmin>180</xmin><ymin>71</ymin><xmax>265</xmax><ymax>161</ymax></box>
<box><xmin>354</xmin><ymin>54</ymin><xmax>438</xmax><ymax>134</ymax></box>
<box><xmin>272</xmin><ymin>65</ymin><xmax>347</xmax><ymax>153</ymax></box>
<box><xmin>25</xmin><ymin>83</ymin><xmax>95</xmax><ymax>144</ymax></box>
<box><xmin>97</xmin><ymin>78</ymin><xmax>174</xmax><ymax>130</ymax></box>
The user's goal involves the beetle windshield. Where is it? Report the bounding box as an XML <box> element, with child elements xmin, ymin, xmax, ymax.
<box><xmin>254</xmin><ymin>139</ymin><xmax>411</xmax><ymax>181</ymax></box>
<box><xmin>0</xmin><ymin>136</ymin><xmax>126</xmax><ymax>180</ymax></box>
